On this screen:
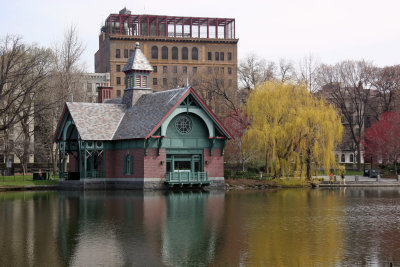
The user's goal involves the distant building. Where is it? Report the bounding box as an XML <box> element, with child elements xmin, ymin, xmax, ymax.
<box><xmin>55</xmin><ymin>43</ymin><xmax>231</xmax><ymax>189</ymax></box>
<box><xmin>95</xmin><ymin>8</ymin><xmax>238</xmax><ymax>116</ymax></box>
<box><xmin>81</xmin><ymin>73</ymin><xmax>111</xmax><ymax>103</ymax></box>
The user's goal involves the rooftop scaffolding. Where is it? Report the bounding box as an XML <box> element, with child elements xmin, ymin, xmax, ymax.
<box><xmin>103</xmin><ymin>13</ymin><xmax>236</xmax><ymax>40</ymax></box>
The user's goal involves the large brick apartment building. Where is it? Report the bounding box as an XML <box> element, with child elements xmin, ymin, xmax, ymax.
<box><xmin>95</xmin><ymin>8</ymin><xmax>238</xmax><ymax>116</ymax></box>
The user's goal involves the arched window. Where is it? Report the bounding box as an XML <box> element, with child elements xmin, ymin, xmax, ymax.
<box><xmin>182</xmin><ymin>47</ymin><xmax>188</xmax><ymax>60</ymax></box>
<box><xmin>192</xmin><ymin>47</ymin><xmax>198</xmax><ymax>60</ymax></box>
<box><xmin>162</xmin><ymin>46</ymin><xmax>168</xmax><ymax>59</ymax></box>
<box><xmin>151</xmin><ymin>46</ymin><xmax>158</xmax><ymax>59</ymax></box>
<box><xmin>350</xmin><ymin>154</ymin><xmax>354</xmax><ymax>163</ymax></box>
<box><xmin>341</xmin><ymin>154</ymin><xmax>345</xmax><ymax>163</ymax></box>
<box><xmin>172</xmin><ymin>47</ymin><xmax>178</xmax><ymax>60</ymax></box>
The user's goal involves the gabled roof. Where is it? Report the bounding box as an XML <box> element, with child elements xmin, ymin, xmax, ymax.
<box><xmin>55</xmin><ymin>87</ymin><xmax>232</xmax><ymax>142</ymax></box>
<box><xmin>64</xmin><ymin>102</ymin><xmax>126</xmax><ymax>140</ymax></box>
<box><xmin>122</xmin><ymin>43</ymin><xmax>153</xmax><ymax>72</ymax></box>
<box><xmin>113</xmin><ymin>88</ymin><xmax>189</xmax><ymax>139</ymax></box>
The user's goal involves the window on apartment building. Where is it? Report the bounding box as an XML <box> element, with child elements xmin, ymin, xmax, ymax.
<box><xmin>192</xmin><ymin>67</ymin><xmax>197</xmax><ymax>73</ymax></box>
<box><xmin>228</xmin><ymin>67</ymin><xmax>232</xmax><ymax>75</ymax></box>
<box><xmin>182</xmin><ymin>47</ymin><xmax>188</xmax><ymax>60</ymax></box>
<box><xmin>151</xmin><ymin>46</ymin><xmax>158</xmax><ymax>59</ymax></box>
<box><xmin>0</xmin><ymin>154</ymin><xmax>4</xmax><ymax>163</ymax></box>
<box><xmin>350</xmin><ymin>154</ymin><xmax>354</xmax><ymax>163</ymax></box>
<box><xmin>116</xmin><ymin>65</ymin><xmax>121</xmax><ymax>72</ymax></box>
<box><xmin>172</xmin><ymin>47</ymin><xmax>178</xmax><ymax>60</ymax></box>
<box><xmin>116</xmin><ymin>49</ymin><xmax>120</xmax><ymax>58</ymax></box>
<box><xmin>228</xmin><ymin>52</ymin><xmax>232</xmax><ymax>61</ymax></box>
<box><xmin>220</xmin><ymin>67</ymin><xmax>224</xmax><ymax>74</ymax></box>
<box><xmin>192</xmin><ymin>47</ymin><xmax>198</xmax><ymax>60</ymax></box>
<box><xmin>341</xmin><ymin>154</ymin><xmax>345</xmax><ymax>163</ymax></box>
<box><xmin>163</xmin><ymin>66</ymin><xmax>167</xmax><ymax>73</ymax></box>
<box><xmin>220</xmin><ymin>52</ymin><xmax>224</xmax><ymax>61</ymax></box>
<box><xmin>208</xmin><ymin>52</ymin><xmax>212</xmax><ymax>61</ymax></box>
<box><xmin>153</xmin><ymin>66</ymin><xmax>157</xmax><ymax>73</ymax></box>
<box><xmin>129</xmin><ymin>49</ymin><xmax>134</xmax><ymax>57</ymax></box>
<box><xmin>173</xmin><ymin>66</ymin><xmax>177</xmax><ymax>73</ymax></box>
<box><xmin>162</xmin><ymin>46</ymin><xmax>168</xmax><ymax>59</ymax></box>
<box><xmin>124</xmin><ymin>49</ymin><xmax>129</xmax><ymax>58</ymax></box>
<box><xmin>172</xmin><ymin>78</ymin><xmax>178</xmax><ymax>87</ymax></box>
<box><xmin>208</xmin><ymin>67</ymin><xmax>212</xmax><ymax>74</ymax></box>
<box><xmin>163</xmin><ymin>78</ymin><xmax>168</xmax><ymax>86</ymax></box>
<box><xmin>116</xmin><ymin>77</ymin><xmax>121</xmax><ymax>85</ymax></box>
<box><xmin>86</xmin><ymin>83</ymin><xmax>92</xmax><ymax>92</ymax></box>
<box><xmin>153</xmin><ymin>78</ymin><xmax>158</xmax><ymax>85</ymax></box>
<box><xmin>117</xmin><ymin>90</ymin><xmax>121</xmax><ymax>97</ymax></box>
<box><xmin>215</xmin><ymin>52</ymin><xmax>219</xmax><ymax>61</ymax></box>
<box><xmin>183</xmin><ymin>66</ymin><xmax>187</xmax><ymax>73</ymax></box>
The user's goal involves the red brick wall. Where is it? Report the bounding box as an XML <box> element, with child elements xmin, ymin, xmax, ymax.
<box><xmin>105</xmin><ymin>148</ymin><xmax>166</xmax><ymax>178</ymax></box>
<box><xmin>144</xmin><ymin>148</ymin><xmax>166</xmax><ymax>178</ymax></box>
<box><xmin>105</xmin><ymin>149</ymin><xmax>145</xmax><ymax>178</ymax></box>
<box><xmin>204</xmin><ymin>148</ymin><xmax>224</xmax><ymax>177</ymax></box>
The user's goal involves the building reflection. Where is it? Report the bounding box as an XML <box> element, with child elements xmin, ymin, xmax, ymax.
<box><xmin>56</xmin><ymin>190</ymin><xmax>225</xmax><ymax>266</ymax></box>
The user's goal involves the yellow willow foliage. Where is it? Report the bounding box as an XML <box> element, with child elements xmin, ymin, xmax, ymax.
<box><xmin>243</xmin><ymin>82</ymin><xmax>343</xmax><ymax>178</ymax></box>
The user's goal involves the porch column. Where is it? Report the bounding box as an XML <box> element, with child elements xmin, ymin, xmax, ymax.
<box><xmin>103</xmin><ymin>150</ymin><xmax>106</xmax><ymax>178</ymax></box>
<box><xmin>83</xmin><ymin>150</ymin><xmax>87</xmax><ymax>179</ymax></box>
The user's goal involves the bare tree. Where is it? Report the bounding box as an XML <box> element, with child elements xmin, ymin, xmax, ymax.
<box><xmin>277</xmin><ymin>58</ymin><xmax>295</xmax><ymax>83</ymax></box>
<box><xmin>35</xmin><ymin>25</ymin><xmax>86</xmax><ymax>174</ymax></box>
<box><xmin>296</xmin><ymin>54</ymin><xmax>321</xmax><ymax>93</ymax></box>
<box><xmin>238</xmin><ymin>54</ymin><xmax>275</xmax><ymax>91</ymax></box>
<box><xmin>317</xmin><ymin>60</ymin><xmax>374</xmax><ymax>170</ymax></box>
<box><xmin>0</xmin><ymin>35</ymin><xmax>51</xmax><ymax>131</ymax></box>
<box><xmin>368</xmin><ymin>65</ymin><xmax>400</xmax><ymax>120</ymax></box>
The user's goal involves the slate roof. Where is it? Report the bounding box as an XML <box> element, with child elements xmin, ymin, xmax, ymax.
<box><xmin>122</xmin><ymin>43</ymin><xmax>153</xmax><ymax>72</ymax></box>
<box><xmin>66</xmin><ymin>102</ymin><xmax>126</xmax><ymax>140</ymax></box>
<box><xmin>62</xmin><ymin>88</ymin><xmax>189</xmax><ymax>141</ymax></box>
<box><xmin>113</xmin><ymin>88</ymin><xmax>189</xmax><ymax>140</ymax></box>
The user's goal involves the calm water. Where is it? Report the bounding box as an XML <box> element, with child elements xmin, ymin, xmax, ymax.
<box><xmin>1</xmin><ymin>188</ymin><xmax>400</xmax><ymax>266</ymax></box>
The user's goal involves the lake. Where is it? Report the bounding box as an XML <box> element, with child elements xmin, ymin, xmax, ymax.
<box><xmin>1</xmin><ymin>188</ymin><xmax>400</xmax><ymax>266</ymax></box>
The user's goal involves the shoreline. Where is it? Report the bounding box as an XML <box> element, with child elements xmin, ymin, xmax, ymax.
<box><xmin>0</xmin><ymin>177</ymin><xmax>399</xmax><ymax>192</ymax></box>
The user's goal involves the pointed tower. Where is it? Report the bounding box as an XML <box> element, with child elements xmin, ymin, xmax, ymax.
<box><xmin>122</xmin><ymin>42</ymin><xmax>153</xmax><ymax>108</ymax></box>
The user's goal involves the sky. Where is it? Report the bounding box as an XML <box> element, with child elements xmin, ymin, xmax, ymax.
<box><xmin>1</xmin><ymin>0</ymin><xmax>399</xmax><ymax>72</ymax></box>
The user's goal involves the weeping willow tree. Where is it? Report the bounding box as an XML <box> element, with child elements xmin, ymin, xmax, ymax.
<box><xmin>243</xmin><ymin>82</ymin><xmax>343</xmax><ymax>180</ymax></box>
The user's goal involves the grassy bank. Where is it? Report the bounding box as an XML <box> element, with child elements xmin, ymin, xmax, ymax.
<box><xmin>0</xmin><ymin>174</ymin><xmax>58</xmax><ymax>187</ymax></box>
<box><xmin>224</xmin><ymin>170</ymin><xmax>320</xmax><ymax>189</ymax></box>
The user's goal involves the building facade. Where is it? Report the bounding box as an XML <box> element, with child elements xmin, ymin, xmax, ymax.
<box><xmin>95</xmin><ymin>8</ymin><xmax>238</xmax><ymax>116</ymax></box>
<box><xmin>56</xmin><ymin>43</ymin><xmax>231</xmax><ymax>189</ymax></box>
<box><xmin>81</xmin><ymin>73</ymin><xmax>111</xmax><ymax>103</ymax></box>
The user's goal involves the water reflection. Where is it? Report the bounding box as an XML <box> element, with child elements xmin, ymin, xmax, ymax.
<box><xmin>1</xmin><ymin>188</ymin><xmax>400</xmax><ymax>266</ymax></box>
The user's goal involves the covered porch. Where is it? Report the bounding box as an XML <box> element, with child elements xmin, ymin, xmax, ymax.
<box><xmin>164</xmin><ymin>153</ymin><xmax>209</xmax><ymax>187</ymax></box>
<box><xmin>57</xmin><ymin>118</ymin><xmax>106</xmax><ymax>181</ymax></box>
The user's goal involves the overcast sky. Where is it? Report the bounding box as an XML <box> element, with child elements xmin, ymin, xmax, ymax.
<box><xmin>1</xmin><ymin>0</ymin><xmax>399</xmax><ymax>71</ymax></box>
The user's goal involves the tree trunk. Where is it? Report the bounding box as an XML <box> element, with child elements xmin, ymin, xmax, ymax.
<box><xmin>395</xmin><ymin>160</ymin><xmax>398</xmax><ymax>176</ymax></box>
<box><xmin>306</xmin><ymin>147</ymin><xmax>311</xmax><ymax>181</ymax></box>
<box><xmin>357</xmin><ymin>142</ymin><xmax>362</xmax><ymax>171</ymax></box>
<box><xmin>264</xmin><ymin>151</ymin><xmax>269</xmax><ymax>174</ymax></box>
<box><xmin>22</xmin><ymin>129</ymin><xmax>30</xmax><ymax>176</ymax></box>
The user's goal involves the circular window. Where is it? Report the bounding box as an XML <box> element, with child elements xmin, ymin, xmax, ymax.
<box><xmin>175</xmin><ymin>115</ymin><xmax>192</xmax><ymax>134</ymax></box>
